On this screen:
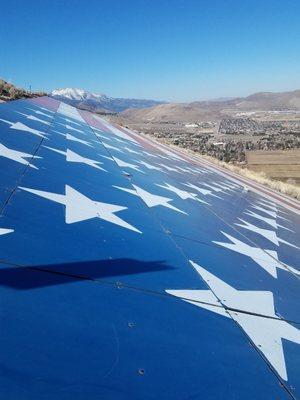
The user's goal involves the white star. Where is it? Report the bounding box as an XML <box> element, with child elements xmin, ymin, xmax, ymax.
<box><xmin>99</xmin><ymin>155</ymin><xmax>114</xmax><ymax>161</ymax></box>
<box><xmin>156</xmin><ymin>183</ymin><xmax>196</xmax><ymax>199</ymax></box>
<box><xmin>181</xmin><ymin>166</ymin><xmax>198</xmax><ymax>175</ymax></box>
<box><xmin>258</xmin><ymin>199</ymin><xmax>289</xmax><ymax>215</ymax></box>
<box><xmin>222</xmin><ymin>181</ymin><xmax>241</xmax><ymax>190</ymax></box>
<box><xmin>259</xmin><ymin>198</ymin><xmax>277</xmax><ymax>207</ymax></box>
<box><xmin>43</xmin><ymin>146</ymin><xmax>65</xmax><ymax>156</ymax></box>
<box><xmin>94</xmin><ymin>132</ymin><xmax>111</xmax><ymax>141</ymax></box>
<box><xmin>244</xmin><ymin>210</ymin><xmax>292</xmax><ymax>232</ymax></box>
<box><xmin>256</xmin><ymin>200</ymin><xmax>289</xmax><ymax>217</ymax></box>
<box><xmin>113</xmin><ymin>184</ymin><xmax>187</xmax><ymax>214</ymax></box>
<box><xmin>167</xmin><ymin>261</ymin><xmax>300</xmax><ymax>381</ymax></box>
<box><xmin>0</xmin><ymin>119</ymin><xmax>48</xmax><ymax>139</ymax></box>
<box><xmin>201</xmin><ymin>182</ymin><xmax>230</xmax><ymax>195</ymax></box>
<box><xmin>19</xmin><ymin>185</ymin><xmax>141</xmax><ymax>233</ymax></box>
<box><xmin>184</xmin><ymin>182</ymin><xmax>222</xmax><ymax>199</ymax></box>
<box><xmin>66</xmin><ymin>133</ymin><xmax>92</xmax><ymax>147</ymax></box>
<box><xmin>66</xmin><ymin>149</ymin><xmax>106</xmax><ymax>171</ymax></box>
<box><xmin>198</xmin><ymin>168</ymin><xmax>211</xmax><ymax>174</ymax></box>
<box><xmin>0</xmin><ymin>228</ymin><xmax>14</xmax><ymax>235</ymax></box>
<box><xmin>16</xmin><ymin>112</ymin><xmax>51</xmax><ymax>125</ymax></box>
<box><xmin>143</xmin><ymin>151</ymin><xmax>160</xmax><ymax>158</ymax></box>
<box><xmin>257</xmin><ymin>200</ymin><xmax>278</xmax><ymax>212</ymax></box>
<box><xmin>124</xmin><ymin>147</ymin><xmax>140</xmax><ymax>155</ymax></box>
<box><xmin>157</xmin><ymin>154</ymin><xmax>173</xmax><ymax>161</ymax></box>
<box><xmin>189</xmin><ymin>166</ymin><xmax>202</xmax><ymax>173</ymax></box>
<box><xmin>35</xmin><ymin>106</ymin><xmax>55</xmax><ymax>114</ymax></box>
<box><xmin>103</xmin><ymin>143</ymin><xmax>123</xmax><ymax>152</ymax></box>
<box><xmin>251</xmin><ymin>204</ymin><xmax>288</xmax><ymax>221</ymax></box>
<box><xmin>213</xmin><ymin>182</ymin><xmax>235</xmax><ymax>192</ymax></box>
<box><xmin>25</xmin><ymin>108</ymin><xmax>53</xmax><ymax>118</ymax></box>
<box><xmin>257</xmin><ymin>199</ymin><xmax>283</xmax><ymax>212</ymax></box>
<box><xmin>235</xmin><ymin>218</ymin><xmax>299</xmax><ymax>248</ymax></box>
<box><xmin>35</xmin><ymin>110</ymin><xmax>53</xmax><ymax>118</ymax></box>
<box><xmin>0</xmin><ymin>143</ymin><xmax>41</xmax><ymax>169</ymax></box>
<box><xmin>137</xmin><ymin>160</ymin><xmax>162</xmax><ymax>171</ymax></box>
<box><xmin>66</xmin><ymin>124</ymin><xmax>85</xmax><ymax>134</ymax></box>
<box><xmin>114</xmin><ymin>137</ymin><xmax>127</xmax><ymax>144</ymax></box>
<box><xmin>186</xmin><ymin>166</ymin><xmax>211</xmax><ymax>174</ymax></box>
<box><xmin>91</xmin><ymin>139</ymin><xmax>102</xmax><ymax>146</ymax></box>
<box><xmin>65</xmin><ymin>118</ymin><xmax>82</xmax><ymax>126</ymax></box>
<box><xmin>175</xmin><ymin>166</ymin><xmax>194</xmax><ymax>173</ymax></box>
<box><xmin>113</xmin><ymin>157</ymin><xmax>144</xmax><ymax>173</ymax></box>
<box><xmin>52</xmin><ymin>130</ymin><xmax>65</xmax><ymax>136</ymax></box>
<box><xmin>158</xmin><ymin>163</ymin><xmax>179</xmax><ymax>172</ymax></box>
<box><xmin>213</xmin><ymin>231</ymin><xmax>299</xmax><ymax>278</ymax></box>
<box><xmin>156</xmin><ymin>182</ymin><xmax>209</xmax><ymax>204</ymax></box>
<box><xmin>44</xmin><ymin>147</ymin><xmax>107</xmax><ymax>171</ymax></box>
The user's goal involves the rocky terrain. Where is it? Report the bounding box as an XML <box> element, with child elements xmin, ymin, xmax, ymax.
<box><xmin>0</xmin><ymin>79</ymin><xmax>45</xmax><ymax>102</ymax></box>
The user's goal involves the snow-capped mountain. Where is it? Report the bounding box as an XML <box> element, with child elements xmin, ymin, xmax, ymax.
<box><xmin>51</xmin><ymin>88</ymin><xmax>164</xmax><ymax>113</ymax></box>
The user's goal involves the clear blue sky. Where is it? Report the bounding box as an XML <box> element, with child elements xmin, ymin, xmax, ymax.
<box><xmin>1</xmin><ymin>0</ymin><xmax>300</xmax><ymax>102</ymax></box>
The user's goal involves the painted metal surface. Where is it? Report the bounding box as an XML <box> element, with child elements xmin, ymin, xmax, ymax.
<box><xmin>0</xmin><ymin>97</ymin><xmax>299</xmax><ymax>399</ymax></box>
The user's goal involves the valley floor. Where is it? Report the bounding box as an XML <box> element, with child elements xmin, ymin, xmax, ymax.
<box><xmin>112</xmin><ymin>120</ymin><xmax>300</xmax><ymax>200</ymax></box>
<box><xmin>155</xmin><ymin>136</ymin><xmax>300</xmax><ymax>200</ymax></box>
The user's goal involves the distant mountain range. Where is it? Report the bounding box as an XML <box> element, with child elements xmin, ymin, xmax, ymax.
<box><xmin>51</xmin><ymin>88</ymin><xmax>165</xmax><ymax>113</ymax></box>
<box><xmin>121</xmin><ymin>89</ymin><xmax>300</xmax><ymax>123</ymax></box>
<box><xmin>50</xmin><ymin>88</ymin><xmax>300</xmax><ymax>123</ymax></box>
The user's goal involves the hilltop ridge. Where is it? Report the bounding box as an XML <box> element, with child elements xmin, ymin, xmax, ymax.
<box><xmin>0</xmin><ymin>79</ymin><xmax>45</xmax><ymax>102</ymax></box>
<box><xmin>121</xmin><ymin>89</ymin><xmax>300</xmax><ymax>123</ymax></box>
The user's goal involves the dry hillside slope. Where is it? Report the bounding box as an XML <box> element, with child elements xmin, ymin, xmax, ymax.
<box><xmin>122</xmin><ymin>89</ymin><xmax>300</xmax><ymax>123</ymax></box>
